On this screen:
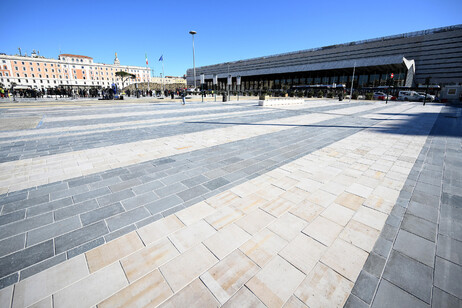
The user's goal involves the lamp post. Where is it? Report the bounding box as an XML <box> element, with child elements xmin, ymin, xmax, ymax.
<box><xmin>189</xmin><ymin>30</ymin><xmax>197</xmax><ymax>91</ymax></box>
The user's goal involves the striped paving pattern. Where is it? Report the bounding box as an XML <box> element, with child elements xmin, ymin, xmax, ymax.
<box><xmin>0</xmin><ymin>99</ymin><xmax>444</xmax><ymax>307</ymax></box>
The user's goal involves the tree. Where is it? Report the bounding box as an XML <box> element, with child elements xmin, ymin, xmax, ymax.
<box><xmin>115</xmin><ymin>71</ymin><xmax>136</xmax><ymax>90</ymax></box>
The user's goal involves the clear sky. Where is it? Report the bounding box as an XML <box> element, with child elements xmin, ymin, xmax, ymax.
<box><xmin>2</xmin><ymin>0</ymin><xmax>461</xmax><ymax>77</ymax></box>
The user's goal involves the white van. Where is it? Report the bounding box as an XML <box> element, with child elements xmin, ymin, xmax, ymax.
<box><xmin>398</xmin><ymin>91</ymin><xmax>425</xmax><ymax>101</ymax></box>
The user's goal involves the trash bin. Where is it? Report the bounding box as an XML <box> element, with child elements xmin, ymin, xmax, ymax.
<box><xmin>222</xmin><ymin>93</ymin><xmax>228</xmax><ymax>102</ymax></box>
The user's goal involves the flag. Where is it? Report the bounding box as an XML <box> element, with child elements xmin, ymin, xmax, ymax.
<box><xmin>159</xmin><ymin>55</ymin><xmax>163</xmax><ymax>62</ymax></box>
<box><xmin>145</xmin><ymin>53</ymin><xmax>148</xmax><ymax>65</ymax></box>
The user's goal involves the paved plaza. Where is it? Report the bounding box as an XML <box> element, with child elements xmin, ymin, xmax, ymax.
<box><xmin>0</xmin><ymin>98</ymin><xmax>460</xmax><ymax>307</ymax></box>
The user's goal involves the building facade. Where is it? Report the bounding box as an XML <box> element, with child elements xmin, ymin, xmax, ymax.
<box><xmin>186</xmin><ymin>25</ymin><xmax>462</xmax><ymax>91</ymax></box>
<box><xmin>150</xmin><ymin>76</ymin><xmax>186</xmax><ymax>85</ymax></box>
<box><xmin>0</xmin><ymin>51</ymin><xmax>150</xmax><ymax>90</ymax></box>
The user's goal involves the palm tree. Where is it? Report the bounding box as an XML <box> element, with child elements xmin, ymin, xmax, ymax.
<box><xmin>115</xmin><ymin>71</ymin><xmax>136</xmax><ymax>90</ymax></box>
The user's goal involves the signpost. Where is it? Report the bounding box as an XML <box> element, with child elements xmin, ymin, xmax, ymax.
<box><xmin>213</xmin><ymin>74</ymin><xmax>217</xmax><ymax>102</ymax></box>
<box><xmin>385</xmin><ymin>73</ymin><xmax>394</xmax><ymax>104</ymax></box>
<box><xmin>200</xmin><ymin>74</ymin><xmax>205</xmax><ymax>102</ymax></box>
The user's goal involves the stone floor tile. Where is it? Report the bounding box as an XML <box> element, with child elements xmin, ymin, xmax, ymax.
<box><xmin>351</xmin><ymin>270</ymin><xmax>379</xmax><ymax>304</ymax></box>
<box><xmin>235</xmin><ymin>209</ymin><xmax>275</xmax><ymax>235</ymax></box>
<box><xmin>203</xmin><ymin>224</ymin><xmax>251</xmax><ymax>260</ymax></box>
<box><xmin>353</xmin><ymin>206</ymin><xmax>388</xmax><ymax>231</ymax></box>
<box><xmin>373</xmin><ymin>186</ymin><xmax>400</xmax><ymax>203</ymax></box>
<box><xmin>321</xmin><ymin>238</ymin><xmax>368</xmax><ymax>282</ymax></box>
<box><xmin>294</xmin><ymin>262</ymin><xmax>353</xmax><ymax>308</ymax></box>
<box><xmin>432</xmin><ymin>286</ymin><xmax>462</xmax><ymax>308</ymax></box>
<box><xmin>321</xmin><ymin>203</ymin><xmax>355</xmax><ymax>226</ymax></box>
<box><xmin>344</xmin><ymin>294</ymin><xmax>369</xmax><ymax>308</ymax></box>
<box><xmin>222</xmin><ymin>286</ymin><xmax>266</xmax><ymax>308</ymax></box>
<box><xmin>120</xmin><ymin>237</ymin><xmax>178</xmax><ymax>283</ymax></box>
<box><xmin>335</xmin><ymin>192</ymin><xmax>365</xmax><ymax>211</ymax></box>
<box><xmin>12</xmin><ymin>254</ymin><xmax>88</xmax><ymax>308</ymax></box>
<box><xmin>28</xmin><ymin>296</ymin><xmax>51</xmax><ymax>308</ymax></box>
<box><xmin>231</xmin><ymin>194</ymin><xmax>268</xmax><ymax>213</ymax></box>
<box><xmin>53</xmin><ymin>261</ymin><xmax>128</xmax><ymax>308</ymax></box>
<box><xmin>205</xmin><ymin>191</ymin><xmax>241</xmax><ymax>209</ymax></box>
<box><xmin>175</xmin><ymin>201</ymin><xmax>215</xmax><ymax>225</ymax></box>
<box><xmin>401</xmin><ymin>214</ymin><xmax>437</xmax><ymax>242</ymax></box>
<box><xmin>339</xmin><ymin>220</ymin><xmax>380</xmax><ymax>252</ymax></box>
<box><xmin>168</xmin><ymin>220</ymin><xmax>216</xmax><ymax>253</ymax></box>
<box><xmin>159</xmin><ymin>278</ymin><xmax>219</xmax><ymax>308</ymax></box>
<box><xmin>85</xmin><ymin>231</ymin><xmax>144</xmax><ymax>273</ymax></box>
<box><xmin>283</xmin><ymin>295</ymin><xmax>308</xmax><ymax>308</ymax></box>
<box><xmin>137</xmin><ymin>215</ymin><xmax>184</xmax><ymax>245</ymax></box>
<box><xmin>289</xmin><ymin>202</ymin><xmax>324</xmax><ymax>223</ymax></box>
<box><xmin>240</xmin><ymin>228</ymin><xmax>288</xmax><ymax>267</ymax></box>
<box><xmin>363</xmin><ymin>195</ymin><xmax>394</xmax><ymax>214</ymax></box>
<box><xmin>372</xmin><ymin>279</ymin><xmax>429</xmax><ymax>308</ymax></box>
<box><xmin>260</xmin><ymin>197</ymin><xmax>297</xmax><ymax>218</ymax></box>
<box><xmin>205</xmin><ymin>206</ymin><xmax>243</xmax><ymax>230</ymax></box>
<box><xmin>434</xmin><ymin>256</ymin><xmax>462</xmax><ymax>299</ymax></box>
<box><xmin>436</xmin><ymin>234</ymin><xmax>462</xmax><ymax>265</ymax></box>
<box><xmin>267</xmin><ymin>212</ymin><xmax>307</xmax><ymax>242</ymax></box>
<box><xmin>346</xmin><ymin>183</ymin><xmax>373</xmax><ymax>199</ymax></box>
<box><xmin>393</xmin><ymin>229</ymin><xmax>435</xmax><ymax>268</ymax></box>
<box><xmin>200</xmin><ymin>250</ymin><xmax>260</xmax><ymax>304</ymax></box>
<box><xmin>279</xmin><ymin>233</ymin><xmax>327</xmax><ymax>274</ymax></box>
<box><xmin>246</xmin><ymin>255</ymin><xmax>305</xmax><ymax>308</ymax></box>
<box><xmin>0</xmin><ymin>285</ymin><xmax>13</xmax><ymax>308</ymax></box>
<box><xmin>98</xmin><ymin>269</ymin><xmax>172</xmax><ymax>308</ymax></box>
<box><xmin>160</xmin><ymin>244</ymin><xmax>218</xmax><ymax>292</ymax></box>
<box><xmin>302</xmin><ymin>216</ymin><xmax>343</xmax><ymax>246</ymax></box>
<box><xmin>305</xmin><ymin>189</ymin><xmax>337</xmax><ymax>208</ymax></box>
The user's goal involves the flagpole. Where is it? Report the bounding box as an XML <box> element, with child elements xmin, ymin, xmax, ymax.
<box><xmin>162</xmin><ymin>56</ymin><xmax>165</xmax><ymax>97</ymax></box>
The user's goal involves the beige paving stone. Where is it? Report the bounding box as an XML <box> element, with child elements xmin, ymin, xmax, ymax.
<box><xmin>272</xmin><ymin>176</ymin><xmax>299</xmax><ymax>191</ymax></box>
<box><xmin>255</xmin><ymin>184</ymin><xmax>286</xmax><ymax>201</ymax></box>
<box><xmin>168</xmin><ymin>219</ymin><xmax>216</xmax><ymax>253</ymax></box>
<box><xmin>12</xmin><ymin>255</ymin><xmax>89</xmax><ymax>308</ymax></box>
<box><xmin>320</xmin><ymin>203</ymin><xmax>355</xmax><ymax>227</ymax></box>
<box><xmin>305</xmin><ymin>189</ymin><xmax>337</xmax><ymax>207</ymax></box>
<box><xmin>205</xmin><ymin>206</ymin><xmax>244</xmax><ymax>230</ymax></box>
<box><xmin>235</xmin><ymin>209</ymin><xmax>276</xmax><ymax>235</ymax></box>
<box><xmin>222</xmin><ymin>286</ymin><xmax>266</xmax><ymax>308</ymax></box>
<box><xmin>280</xmin><ymin>187</ymin><xmax>310</xmax><ymax>205</ymax></box>
<box><xmin>200</xmin><ymin>250</ymin><xmax>260</xmax><ymax>304</ymax></box>
<box><xmin>353</xmin><ymin>206</ymin><xmax>388</xmax><ymax>231</ymax></box>
<box><xmin>372</xmin><ymin>185</ymin><xmax>400</xmax><ymax>203</ymax></box>
<box><xmin>363</xmin><ymin>194</ymin><xmax>394</xmax><ymax>214</ymax></box>
<box><xmin>260</xmin><ymin>197</ymin><xmax>296</xmax><ymax>217</ymax></box>
<box><xmin>295</xmin><ymin>178</ymin><xmax>323</xmax><ymax>193</ymax></box>
<box><xmin>319</xmin><ymin>181</ymin><xmax>346</xmax><ymax>196</ymax></box>
<box><xmin>53</xmin><ymin>262</ymin><xmax>128</xmax><ymax>308</ymax></box>
<box><xmin>339</xmin><ymin>220</ymin><xmax>380</xmax><ymax>252</ymax></box>
<box><xmin>120</xmin><ymin>237</ymin><xmax>180</xmax><ymax>283</ymax></box>
<box><xmin>230</xmin><ymin>183</ymin><xmax>259</xmax><ymax>198</ymax></box>
<box><xmin>267</xmin><ymin>212</ymin><xmax>307</xmax><ymax>241</ymax></box>
<box><xmin>203</xmin><ymin>223</ymin><xmax>251</xmax><ymax>259</ymax></box>
<box><xmin>246</xmin><ymin>255</ymin><xmax>305</xmax><ymax>308</ymax></box>
<box><xmin>240</xmin><ymin>228</ymin><xmax>288</xmax><ymax>267</ymax></box>
<box><xmin>332</xmin><ymin>173</ymin><xmax>357</xmax><ymax>186</ymax></box>
<box><xmin>137</xmin><ymin>215</ymin><xmax>184</xmax><ymax>245</ymax></box>
<box><xmin>205</xmin><ymin>191</ymin><xmax>241</xmax><ymax>208</ymax></box>
<box><xmin>175</xmin><ymin>201</ymin><xmax>215</xmax><ymax>225</ymax></box>
<box><xmin>289</xmin><ymin>202</ymin><xmax>324</xmax><ymax>223</ymax></box>
<box><xmin>231</xmin><ymin>194</ymin><xmax>268</xmax><ymax>213</ymax></box>
<box><xmin>160</xmin><ymin>244</ymin><xmax>218</xmax><ymax>292</ymax></box>
<box><xmin>283</xmin><ymin>295</ymin><xmax>308</xmax><ymax>308</ymax></box>
<box><xmin>320</xmin><ymin>239</ymin><xmax>368</xmax><ymax>282</ymax></box>
<box><xmin>159</xmin><ymin>279</ymin><xmax>219</xmax><ymax>308</ymax></box>
<box><xmin>86</xmin><ymin>231</ymin><xmax>144</xmax><ymax>273</ymax></box>
<box><xmin>302</xmin><ymin>216</ymin><xmax>343</xmax><ymax>247</ymax></box>
<box><xmin>98</xmin><ymin>269</ymin><xmax>172</xmax><ymax>308</ymax></box>
<box><xmin>346</xmin><ymin>183</ymin><xmax>373</xmax><ymax>199</ymax></box>
<box><xmin>279</xmin><ymin>233</ymin><xmax>327</xmax><ymax>274</ymax></box>
<box><xmin>334</xmin><ymin>192</ymin><xmax>365</xmax><ymax>211</ymax></box>
<box><xmin>294</xmin><ymin>262</ymin><xmax>353</xmax><ymax>308</ymax></box>
<box><xmin>0</xmin><ymin>285</ymin><xmax>13</xmax><ymax>308</ymax></box>
<box><xmin>28</xmin><ymin>296</ymin><xmax>52</xmax><ymax>308</ymax></box>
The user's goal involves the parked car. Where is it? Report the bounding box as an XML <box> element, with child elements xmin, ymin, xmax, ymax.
<box><xmin>398</xmin><ymin>91</ymin><xmax>425</xmax><ymax>101</ymax></box>
<box><xmin>417</xmin><ymin>92</ymin><xmax>435</xmax><ymax>102</ymax></box>
<box><xmin>373</xmin><ymin>92</ymin><xmax>396</xmax><ymax>100</ymax></box>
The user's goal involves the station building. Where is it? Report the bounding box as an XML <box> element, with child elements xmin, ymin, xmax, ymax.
<box><xmin>186</xmin><ymin>25</ymin><xmax>462</xmax><ymax>91</ymax></box>
<box><xmin>0</xmin><ymin>51</ymin><xmax>150</xmax><ymax>90</ymax></box>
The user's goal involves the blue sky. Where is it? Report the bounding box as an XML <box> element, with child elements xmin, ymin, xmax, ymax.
<box><xmin>2</xmin><ymin>0</ymin><xmax>461</xmax><ymax>77</ymax></box>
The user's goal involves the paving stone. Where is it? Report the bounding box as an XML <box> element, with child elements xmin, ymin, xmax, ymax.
<box><xmin>26</xmin><ymin>197</ymin><xmax>73</xmax><ymax>218</ymax></box>
<box><xmin>439</xmin><ymin>217</ymin><xmax>462</xmax><ymax>242</ymax></box>
<box><xmin>145</xmin><ymin>194</ymin><xmax>183</xmax><ymax>215</ymax></box>
<box><xmin>27</xmin><ymin>182</ymin><xmax>69</xmax><ymax>199</ymax></box>
<box><xmin>55</xmin><ymin>221</ymin><xmax>108</xmax><ymax>254</ymax></box>
<box><xmin>380</xmin><ymin>223</ymin><xmax>399</xmax><ymax>242</ymax></box>
<box><xmin>432</xmin><ymin>286</ymin><xmax>462</xmax><ymax>308</ymax></box>
<box><xmin>235</xmin><ymin>209</ymin><xmax>275</xmax><ymax>235</ymax></box>
<box><xmin>168</xmin><ymin>220</ymin><xmax>216</xmax><ymax>253</ymax></box>
<box><xmin>382</xmin><ymin>250</ymin><xmax>433</xmax><ymax>303</ymax></box>
<box><xmin>0</xmin><ymin>213</ymin><xmax>53</xmax><ymax>241</ymax></box>
<box><xmin>372</xmin><ymin>279</ymin><xmax>429</xmax><ymax>308</ymax></box>
<box><xmin>302</xmin><ymin>215</ymin><xmax>343</xmax><ymax>246</ymax></box>
<box><xmin>72</xmin><ymin>187</ymin><xmax>111</xmax><ymax>204</ymax></box>
<box><xmin>131</xmin><ymin>180</ymin><xmax>165</xmax><ymax>195</ymax></box>
<box><xmin>137</xmin><ymin>215</ymin><xmax>184</xmax><ymax>245</ymax></box>
<box><xmin>203</xmin><ymin>223</ymin><xmax>251</xmax><ymax>260</ymax></box>
<box><xmin>26</xmin><ymin>216</ymin><xmax>81</xmax><ymax>247</ymax></box>
<box><xmin>105</xmin><ymin>206</ymin><xmax>150</xmax><ymax>231</ymax></box>
<box><xmin>0</xmin><ymin>285</ymin><xmax>13</xmax><ymax>308</ymax></box>
<box><xmin>351</xmin><ymin>270</ymin><xmax>379</xmax><ymax>304</ymax></box>
<box><xmin>240</xmin><ymin>228</ymin><xmax>288</xmax><ymax>267</ymax></box>
<box><xmin>67</xmin><ymin>175</ymin><xmax>102</xmax><ymax>188</ymax></box>
<box><xmin>407</xmin><ymin>200</ymin><xmax>439</xmax><ymax>223</ymax></box>
<box><xmin>120</xmin><ymin>191</ymin><xmax>158</xmax><ymax>210</ymax></box>
<box><xmin>340</xmin><ymin>220</ymin><xmax>380</xmax><ymax>252</ymax></box>
<box><xmin>344</xmin><ymin>294</ymin><xmax>369</xmax><ymax>308</ymax></box>
<box><xmin>96</xmin><ymin>189</ymin><xmax>135</xmax><ymax>207</ymax></box>
<box><xmin>162</xmin><ymin>204</ymin><xmax>185</xmax><ymax>217</ymax></box>
<box><xmin>0</xmin><ymin>210</ymin><xmax>25</xmax><ymax>227</ymax></box>
<box><xmin>279</xmin><ymin>233</ymin><xmax>326</xmax><ymax>274</ymax></box>
<box><xmin>393</xmin><ymin>229</ymin><xmax>435</xmax><ymax>267</ymax></box>
<box><xmin>50</xmin><ymin>184</ymin><xmax>89</xmax><ymax>201</ymax></box>
<box><xmin>54</xmin><ymin>199</ymin><xmax>99</xmax><ymax>221</ymax></box>
<box><xmin>0</xmin><ymin>192</ymin><xmax>28</xmax><ymax>207</ymax></box>
<box><xmin>177</xmin><ymin>185</ymin><xmax>209</xmax><ymax>202</ymax></box>
<box><xmin>66</xmin><ymin>237</ymin><xmax>105</xmax><ymax>259</ymax></box>
<box><xmin>205</xmin><ymin>206</ymin><xmax>243</xmax><ymax>230</ymax></box>
<box><xmin>0</xmin><ymin>234</ymin><xmax>25</xmax><ymax>258</ymax></box>
<box><xmin>181</xmin><ymin>174</ymin><xmax>209</xmax><ymax>188</ymax></box>
<box><xmin>19</xmin><ymin>253</ymin><xmax>67</xmax><ymax>281</ymax></box>
<box><xmin>0</xmin><ymin>273</ymin><xmax>18</xmax><ymax>289</ymax></box>
<box><xmin>135</xmin><ymin>213</ymin><xmax>162</xmax><ymax>228</ymax></box>
<box><xmin>267</xmin><ymin>212</ymin><xmax>307</xmax><ymax>242</ymax></box>
<box><xmin>436</xmin><ymin>234</ymin><xmax>462</xmax><ymax>266</ymax></box>
<box><xmin>175</xmin><ymin>201</ymin><xmax>215</xmax><ymax>225</ymax></box>
<box><xmin>401</xmin><ymin>214</ymin><xmax>437</xmax><ymax>242</ymax></box>
<box><xmin>159</xmin><ymin>278</ymin><xmax>219</xmax><ymax>308</ymax></box>
<box><xmin>80</xmin><ymin>202</ymin><xmax>125</xmax><ymax>226</ymax></box>
<box><xmin>2</xmin><ymin>195</ymin><xmax>50</xmax><ymax>214</ymax></box>
<box><xmin>434</xmin><ymin>256</ymin><xmax>462</xmax><ymax>299</ymax></box>
<box><xmin>353</xmin><ymin>206</ymin><xmax>388</xmax><ymax>231</ymax></box>
<box><xmin>372</xmin><ymin>236</ymin><xmax>393</xmax><ymax>258</ymax></box>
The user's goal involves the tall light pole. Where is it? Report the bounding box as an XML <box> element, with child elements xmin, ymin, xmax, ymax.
<box><xmin>189</xmin><ymin>30</ymin><xmax>197</xmax><ymax>90</ymax></box>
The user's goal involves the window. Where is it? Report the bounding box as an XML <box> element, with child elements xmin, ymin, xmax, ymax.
<box><xmin>29</xmin><ymin>62</ymin><xmax>32</xmax><ymax>65</ymax></box>
<box><xmin>3</xmin><ymin>65</ymin><xmax>6</xmax><ymax>69</ymax></box>
<box><xmin>0</xmin><ymin>73</ymin><xmax>2</xmax><ymax>76</ymax></box>
<box><xmin>16</xmin><ymin>73</ymin><xmax>19</xmax><ymax>77</ymax></box>
<box><xmin>51</xmin><ymin>69</ymin><xmax>54</xmax><ymax>72</ymax></box>
<box><xmin>23</xmin><ymin>67</ymin><xmax>26</xmax><ymax>71</ymax></box>
<box><xmin>25</xmin><ymin>79</ymin><xmax>28</xmax><ymax>83</ymax></box>
<box><xmin>53</xmin><ymin>75</ymin><xmax>55</xmax><ymax>78</ymax></box>
<box><xmin>32</xmin><ymin>74</ymin><xmax>35</xmax><ymax>77</ymax></box>
<box><xmin>5</xmin><ymin>72</ymin><xmax>8</xmax><ymax>76</ymax></box>
<box><xmin>21</xmin><ymin>62</ymin><xmax>25</xmax><ymax>65</ymax></box>
<box><xmin>2</xmin><ymin>60</ymin><xmax>5</xmax><ymax>63</ymax></box>
<box><xmin>45</xmin><ymin>68</ymin><xmax>48</xmax><ymax>72</ymax></box>
<box><xmin>44</xmin><ymin>63</ymin><xmax>47</xmax><ymax>66</ymax></box>
<box><xmin>46</xmin><ymin>75</ymin><xmax>49</xmax><ymax>78</ymax></box>
<box><xmin>14</xmin><ymin>61</ymin><xmax>17</xmax><ymax>64</ymax></box>
<box><xmin>51</xmin><ymin>64</ymin><xmax>53</xmax><ymax>67</ymax></box>
<box><xmin>38</xmin><ymin>68</ymin><xmax>41</xmax><ymax>72</ymax></box>
<box><xmin>15</xmin><ymin>67</ymin><xmax>18</xmax><ymax>70</ymax></box>
<box><xmin>31</xmin><ymin>67</ymin><xmax>34</xmax><ymax>71</ymax></box>
<box><xmin>24</xmin><ymin>73</ymin><xmax>27</xmax><ymax>77</ymax></box>
<box><xmin>39</xmin><ymin>74</ymin><xmax>42</xmax><ymax>78</ymax></box>
<box><xmin>18</xmin><ymin>79</ymin><xmax>20</xmax><ymax>82</ymax></box>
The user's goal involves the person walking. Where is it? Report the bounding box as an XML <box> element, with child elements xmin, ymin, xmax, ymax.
<box><xmin>181</xmin><ymin>91</ymin><xmax>185</xmax><ymax>105</ymax></box>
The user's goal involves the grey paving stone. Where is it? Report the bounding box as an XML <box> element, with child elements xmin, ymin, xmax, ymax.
<box><xmin>104</xmin><ymin>224</ymin><xmax>137</xmax><ymax>242</ymax></box>
<box><xmin>393</xmin><ymin>229</ymin><xmax>435</xmax><ymax>268</ymax></box>
<box><xmin>434</xmin><ymin>256</ymin><xmax>462</xmax><ymax>299</ymax></box>
<box><xmin>0</xmin><ymin>212</ymin><xmax>53</xmax><ymax>240</ymax></box>
<box><xmin>414</xmin><ymin>181</ymin><xmax>441</xmax><ymax>197</ymax></box>
<box><xmin>0</xmin><ymin>192</ymin><xmax>28</xmax><ymax>206</ymax></box>
<box><xmin>344</xmin><ymin>294</ymin><xmax>369</xmax><ymax>308</ymax></box>
<box><xmin>67</xmin><ymin>175</ymin><xmax>102</xmax><ymax>188</ymax></box>
<box><xmin>203</xmin><ymin>177</ymin><xmax>230</xmax><ymax>191</ymax></box>
<box><xmin>0</xmin><ymin>210</ymin><xmax>25</xmax><ymax>227</ymax></box>
<box><xmin>80</xmin><ymin>202</ymin><xmax>125</xmax><ymax>226</ymax></box>
<box><xmin>154</xmin><ymin>182</ymin><xmax>189</xmax><ymax>199</ymax></box>
<box><xmin>352</xmin><ymin>270</ymin><xmax>380</xmax><ymax>304</ymax></box>
<box><xmin>54</xmin><ymin>199</ymin><xmax>99</xmax><ymax>221</ymax></box>
<box><xmin>381</xmin><ymin>224</ymin><xmax>399</xmax><ymax>242</ymax></box>
<box><xmin>363</xmin><ymin>252</ymin><xmax>386</xmax><ymax>278</ymax></box>
<box><xmin>100</xmin><ymin>168</ymin><xmax>129</xmax><ymax>180</ymax></box>
<box><xmin>27</xmin><ymin>182</ymin><xmax>68</xmax><ymax>199</ymax></box>
<box><xmin>385</xmin><ymin>213</ymin><xmax>402</xmax><ymax>228</ymax></box>
<box><xmin>26</xmin><ymin>197</ymin><xmax>73</xmax><ymax>218</ymax></box>
<box><xmin>410</xmin><ymin>191</ymin><xmax>440</xmax><ymax>208</ymax></box>
<box><xmin>0</xmin><ymin>273</ymin><xmax>18</xmax><ymax>289</ymax></box>
<box><xmin>88</xmin><ymin>176</ymin><xmax>122</xmax><ymax>190</ymax></box>
<box><xmin>131</xmin><ymin>180</ymin><xmax>165</xmax><ymax>195</ymax></box>
<box><xmin>439</xmin><ymin>217</ymin><xmax>462</xmax><ymax>242</ymax></box>
<box><xmin>26</xmin><ymin>216</ymin><xmax>82</xmax><ymax>247</ymax></box>
<box><xmin>372</xmin><ymin>280</ymin><xmax>429</xmax><ymax>308</ymax></box>
<box><xmin>73</xmin><ymin>187</ymin><xmax>111</xmax><ymax>204</ymax></box>
<box><xmin>177</xmin><ymin>185</ymin><xmax>209</xmax><ymax>202</ymax></box>
<box><xmin>106</xmin><ymin>207</ymin><xmax>150</xmax><ymax>231</ymax></box>
<box><xmin>383</xmin><ymin>250</ymin><xmax>433</xmax><ymax>304</ymax></box>
<box><xmin>372</xmin><ymin>236</ymin><xmax>393</xmax><ymax>258</ymax></box>
<box><xmin>441</xmin><ymin>192</ymin><xmax>462</xmax><ymax>208</ymax></box>
<box><xmin>109</xmin><ymin>178</ymin><xmax>142</xmax><ymax>193</ymax></box>
<box><xmin>121</xmin><ymin>192</ymin><xmax>158</xmax><ymax>211</ymax></box>
<box><xmin>50</xmin><ymin>184</ymin><xmax>89</xmax><ymax>201</ymax></box>
<box><xmin>0</xmin><ymin>240</ymin><xmax>54</xmax><ymax>279</ymax></box>
<box><xmin>120</xmin><ymin>171</ymin><xmax>146</xmax><ymax>181</ymax></box>
<box><xmin>407</xmin><ymin>201</ymin><xmax>438</xmax><ymax>223</ymax></box>
<box><xmin>96</xmin><ymin>189</ymin><xmax>135</xmax><ymax>207</ymax></box>
<box><xmin>432</xmin><ymin>286</ymin><xmax>462</xmax><ymax>308</ymax></box>
<box><xmin>145</xmin><ymin>195</ymin><xmax>183</xmax><ymax>215</ymax></box>
<box><xmin>162</xmin><ymin>205</ymin><xmax>185</xmax><ymax>217</ymax></box>
<box><xmin>181</xmin><ymin>175</ymin><xmax>209</xmax><ymax>188</ymax></box>
<box><xmin>2</xmin><ymin>194</ymin><xmax>50</xmax><ymax>214</ymax></box>
<box><xmin>55</xmin><ymin>221</ymin><xmax>108</xmax><ymax>254</ymax></box>
<box><xmin>135</xmin><ymin>214</ymin><xmax>162</xmax><ymax>229</ymax></box>
<box><xmin>19</xmin><ymin>253</ymin><xmax>66</xmax><ymax>281</ymax></box>
<box><xmin>401</xmin><ymin>214</ymin><xmax>437</xmax><ymax>242</ymax></box>
<box><xmin>436</xmin><ymin>234</ymin><xmax>462</xmax><ymax>266</ymax></box>
<box><xmin>66</xmin><ymin>237</ymin><xmax>105</xmax><ymax>259</ymax></box>
<box><xmin>0</xmin><ymin>234</ymin><xmax>25</xmax><ymax>258</ymax></box>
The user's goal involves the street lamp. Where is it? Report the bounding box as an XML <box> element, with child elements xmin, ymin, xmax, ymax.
<box><xmin>189</xmin><ymin>30</ymin><xmax>197</xmax><ymax>90</ymax></box>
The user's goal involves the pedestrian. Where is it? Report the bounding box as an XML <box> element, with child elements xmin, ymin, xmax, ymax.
<box><xmin>181</xmin><ymin>91</ymin><xmax>185</xmax><ymax>105</ymax></box>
